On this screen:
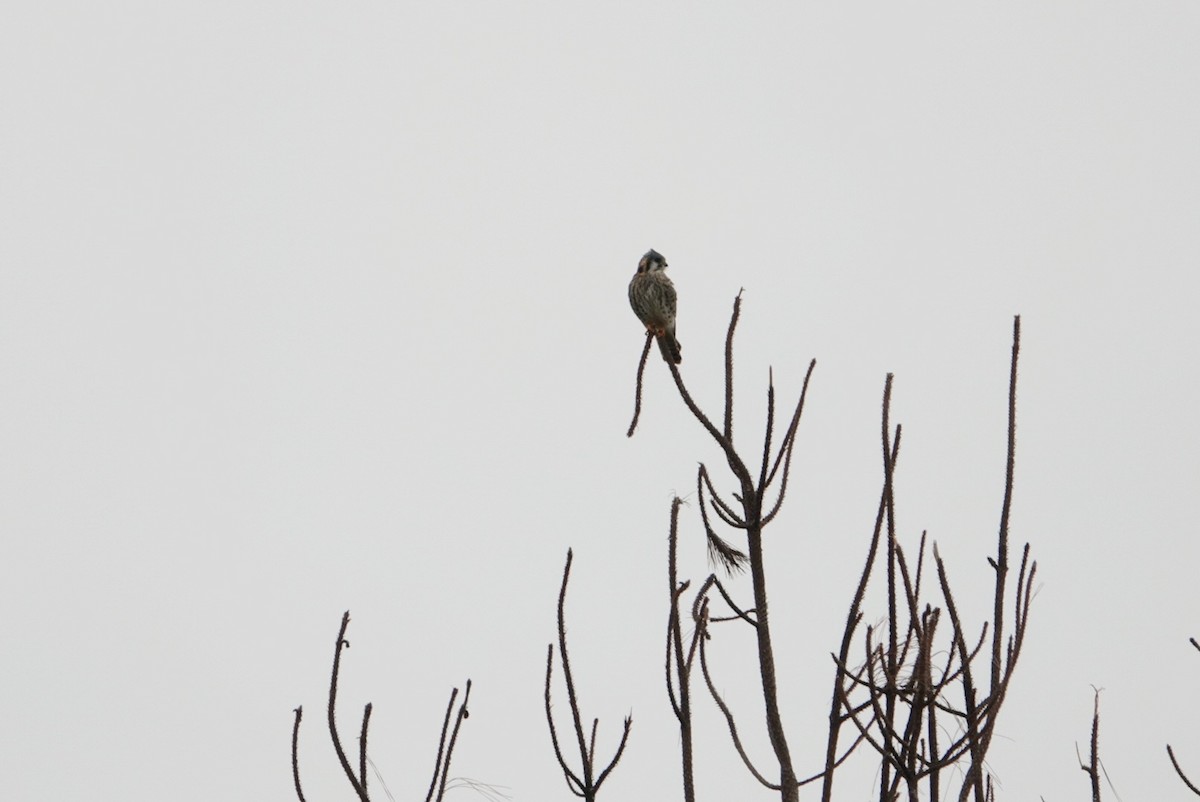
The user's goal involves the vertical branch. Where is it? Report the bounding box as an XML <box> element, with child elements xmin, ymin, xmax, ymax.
<box><xmin>666</xmin><ymin>497</ymin><xmax>697</xmax><ymax>802</ymax></box>
<box><xmin>291</xmin><ymin>707</ymin><xmax>307</xmax><ymax>802</ymax></box>
<box><xmin>723</xmin><ymin>290</ymin><xmax>743</xmax><ymax>442</ymax></box>
<box><xmin>557</xmin><ymin>550</ymin><xmax>595</xmax><ymax>793</ymax></box>
<box><xmin>544</xmin><ymin>645</ymin><xmax>585</xmax><ymax>796</ymax></box>
<box><xmin>1082</xmin><ymin>690</ymin><xmax>1102</xmax><ymax>802</ymax></box>
<box><xmin>923</xmin><ymin>608</ymin><xmax>942</xmax><ymax>802</ymax></box>
<box><xmin>882</xmin><ymin>376</ymin><xmax>900</xmax><ymax>801</ymax></box>
<box><xmin>990</xmin><ymin>315</ymin><xmax>1021</xmax><ymax>692</ymax></box>
<box><xmin>434</xmin><ymin>681</ymin><xmax>473</xmax><ymax>802</ymax></box>
<box><xmin>758</xmin><ymin>369</ymin><xmax>776</xmax><ymax>494</ymax></box>
<box><xmin>426</xmin><ymin>687</ymin><xmax>461</xmax><ymax>802</ymax></box>
<box><xmin>359</xmin><ymin>702</ymin><xmax>373</xmax><ymax>794</ymax></box>
<box><xmin>822</xmin><ymin>377</ymin><xmax>900</xmax><ymax>802</ymax></box>
<box><xmin>934</xmin><ymin>551</ymin><xmax>985</xmax><ymax>802</ymax></box>
<box><xmin>327</xmin><ymin>611</ymin><xmax>370</xmax><ymax>802</ymax></box>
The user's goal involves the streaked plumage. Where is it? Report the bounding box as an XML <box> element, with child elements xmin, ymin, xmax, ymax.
<box><xmin>628</xmin><ymin>248</ymin><xmax>682</xmax><ymax>364</ymax></box>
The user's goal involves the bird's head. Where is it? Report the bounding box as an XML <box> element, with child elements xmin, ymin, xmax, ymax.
<box><xmin>638</xmin><ymin>249</ymin><xmax>668</xmax><ymax>273</ymax></box>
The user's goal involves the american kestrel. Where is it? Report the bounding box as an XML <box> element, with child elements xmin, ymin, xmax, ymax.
<box><xmin>629</xmin><ymin>249</ymin><xmax>682</xmax><ymax>364</ymax></box>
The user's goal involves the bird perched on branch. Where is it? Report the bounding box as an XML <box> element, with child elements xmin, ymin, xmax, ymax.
<box><xmin>628</xmin><ymin>248</ymin><xmax>682</xmax><ymax>364</ymax></box>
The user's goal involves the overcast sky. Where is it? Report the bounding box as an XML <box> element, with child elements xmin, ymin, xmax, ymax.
<box><xmin>2</xmin><ymin>3</ymin><xmax>1199</xmax><ymax>800</ymax></box>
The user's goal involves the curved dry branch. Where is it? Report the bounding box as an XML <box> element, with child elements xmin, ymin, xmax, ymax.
<box><xmin>696</xmin><ymin>467</ymin><xmax>748</xmax><ymax>573</ymax></box>
<box><xmin>626</xmin><ymin>333</ymin><xmax>655</xmax><ymax>438</ymax></box>
<box><xmin>544</xmin><ymin>644</ymin><xmax>585</xmax><ymax>796</ymax></box>
<box><xmin>1168</xmin><ymin>745</ymin><xmax>1200</xmax><ymax>797</ymax></box>
<box><xmin>698</xmin><ymin>618</ymin><xmax>780</xmax><ymax>791</ymax></box>
<box><xmin>699</xmin><ymin>464</ymin><xmax>746</xmax><ymax>528</ymax></box>
<box><xmin>291</xmin><ymin>707</ymin><xmax>307</xmax><ymax>802</ymax></box>
<box><xmin>699</xmin><ymin>575</ymin><xmax>757</xmax><ymax>627</ymax></box>
<box><xmin>327</xmin><ymin>612</ymin><xmax>370</xmax><ymax>802</ymax></box>
<box><xmin>760</xmin><ymin>359</ymin><xmax>817</xmax><ymax>525</ymax></box>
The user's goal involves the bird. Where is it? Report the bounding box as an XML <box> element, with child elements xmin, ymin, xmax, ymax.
<box><xmin>628</xmin><ymin>248</ymin><xmax>682</xmax><ymax>364</ymax></box>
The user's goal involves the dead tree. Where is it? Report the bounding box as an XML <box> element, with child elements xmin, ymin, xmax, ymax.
<box><xmin>817</xmin><ymin>317</ymin><xmax>1035</xmax><ymax>802</ymax></box>
<box><xmin>632</xmin><ymin>291</ymin><xmax>815</xmax><ymax>802</ymax></box>
<box><xmin>291</xmin><ymin>611</ymin><xmax>472</xmax><ymax>802</ymax></box>
<box><xmin>635</xmin><ymin>297</ymin><xmax>1036</xmax><ymax>801</ymax></box>
<box><xmin>544</xmin><ymin>549</ymin><xmax>633</xmax><ymax>801</ymax></box>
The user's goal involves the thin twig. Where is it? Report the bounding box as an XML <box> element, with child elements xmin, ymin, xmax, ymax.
<box><xmin>558</xmin><ymin>550</ymin><xmax>594</xmax><ymax>792</ymax></box>
<box><xmin>666</xmin><ymin>497</ymin><xmax>696</xmax><ymax>802</ymax></box>
<box><xmin>1168</xmin><ymin>745</ymin><xmax>1200</xmax><ymax>797</ymax></box>
<box><xmin>821</xmin><ymin>377</ymin><xmax>899</xmax><ymax>802</ymax></box>
<box><xmin>723</xmin><ymin>290</ymin><xmax>742</xmax><ymax>442</ymax></box>
<box><xmin>543</xmin><ymin>644</ymin><xmax>584</xmax><ymax>796</ymax></box>
<box><xmin>626</xmin><ymin>334</ymin><xmax>654</xmax><ymax>437</ymax></box>
<box><xmin>435</xmin><ymin>680</ymin><xmax>473</xmax><ymax>802</ymax></box>
<box><xmin>698</xmin><ymin>619</ymin><xmax>779</xmax><ymax>790</ymax></box>
<box><xmin>991</xmin><ymin>315</ymin><xmax>1021</xmax><ymax>694</ymax></box>
<box><xmin>544</xmin><ymin>549</ymin><xmax>632</xmax><ymax>800</ymax></box>
<box><xmin>292</xmin><ymin>706</ymin><xmax>307</xmax><ymax>802</ymax></box>
<box><xmin>934</xmin><ymin>551</ymin><xmax>984</xmax><ymax>802</ymax></box>
<box><xmin>327</xmin><ymin>611</ymin><xmax>370</xmax><ymax>802</ymax></box>
<box><xmin>758</xmin><ymin>369</ymin><xmax>776</xmax><ymax>495</ymax></box>
<box><xmin>1086</xmin><ymin>690</ymin><xmax>1101</xmax><ymax>802</ymax></box>
<box><xmin>426</xmin><ymin>687</ymin><xmax>461</xmax><ymax>802</ymax></box>
<box><xmin>359</xmin><ymin>702</ymin><xmax>373</xmax><ymax>795</ymax></box>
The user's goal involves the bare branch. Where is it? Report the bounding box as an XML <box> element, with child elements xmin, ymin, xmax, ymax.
<box><xmin>991</xmin><ymin>315</ymin><xmax>1021</xmax><ymax>694</ymax></box>
<box><xmin>327</xmin><ymin>611</ymin><xmax>370</xmax><ymax>802</ymax></box>
<box><xmin>1080</xmin><ymin>689</ymin><xmax>1101</xmax><ymax>802</ymax></box>
<box><xmin>544</xmin><ymin>549</ymin><xmax>633</xmax><ymax>799</ymax></box>
<box><xmin>359</xmin><ymin>702</ymin><xmax>373</xmax><ymax>795</ymax></box>
<box><xmin>696</xmin><ymin>466</ymin><xmax>748</xmax><ymax>572</ymax></box>
<box><xmin>934</xmin><ymin>551</ymin><xmax>985</xmax><ymax>802</ymax></box>
<box><xmin>698</xmin><ymin>617</ymin><xmax>780</xmax><ymax>790</ymax></box>
<box><xmin>291</xmin><ymin>707</ymin><xmax>307</xmax><ymax>802</ymax></box>
<box><xmin>593</xmin><ymin>716</ymin><xmax>633</xmax><ymax>793</ymax></box>
<box><xmin>434</xmin><ymin>681</ymin><xmax>473</xmax><ymax>802</ymax></box>
<box><xmin>701</xmin><ymin>575</ymin><xmax>757</xmax><ymax>627</ymax></box>
<box><xmin>666</xmin><ymin>497</ymin><xmax>696</xmax><ymax>802</ymax></box>
<box><xmin>699</xmin><ymin>464</ymin><xmax>746</xmax><ymax>528</ymax></box>
<box><xmin>559</xmin><ymin>551</ymin><xmax>594</xmax><ymax>791</ymax></box>
<box><xmin>821</xmin><ymin>377</ymin><xmax>900</xmax><ymax>802</ymax></box>
<box><xmin>763</xmin><ymin>357</ymin><xmax>820</xmax><ymax>494</ymax></box>
<box><xmin>427</xmin><ymin>687</ymin><xmax>462</xmax><ymax>802</ymax></box>
<box><xmin>1169</xmin><ymin>745</ymin><xmax>1200</xmax><ymax>797</ymax></box>
<box><xmin>723</xmin><ymin>290</ymin><xmax>743</xmax><ymax>442</ymax></box>
<box><xmin>543</xmin><ymin>644</ymin><xmax>584</xmax><ymax>796</ymax></box>
<box><xmin>758</xmin><ymin>368</ymin><xmax>776</xmax><ymax>495</ymax></box>
<box><xmin>626</xmin><ymin>333</ymin><xmax>654</xmax><ymax>438</ymax></box>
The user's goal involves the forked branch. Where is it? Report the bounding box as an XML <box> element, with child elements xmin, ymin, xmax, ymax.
<box><xmin>544</xmin><ymin>550</ymin><xmax>633</xmax><ymax>801</ymax></box>
<box><xmin>291</xmin><ymin>612</ymin><xmax>474</xmax><ymax>802</ymax></box>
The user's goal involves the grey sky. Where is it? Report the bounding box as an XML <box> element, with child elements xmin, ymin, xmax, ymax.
<box><xmin>2</xmin><ymin>3</ymin><xmax>1198</xmax><ymax>800</ymax></box>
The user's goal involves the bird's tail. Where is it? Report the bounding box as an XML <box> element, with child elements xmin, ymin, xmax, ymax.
<box><xmin>657</xmin><ymin>332</ymin><xmax>682</xmax><ymax>364</ymax></box>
